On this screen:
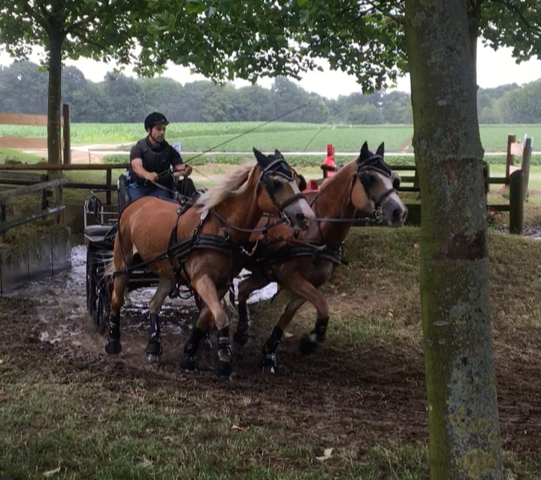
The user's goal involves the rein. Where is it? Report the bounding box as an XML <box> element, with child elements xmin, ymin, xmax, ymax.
<box><xmin>111</xmin><ymin>156</ymin><xmax>306</xmax><ymax>278</ymax></box>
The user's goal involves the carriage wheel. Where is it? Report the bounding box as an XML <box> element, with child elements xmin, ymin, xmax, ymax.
<box><xmin>92</xmin><ymin>286</ymin><xmax>111</xmax><ymax>334</ymax></box>
<box><xmin>86</xmin><ymin>248</ymin><xmax>98</xmax><ymax>317</ymax></box>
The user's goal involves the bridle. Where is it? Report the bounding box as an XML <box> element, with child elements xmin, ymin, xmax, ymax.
<box><xmin>258</xmin><ymin>157</ymin><xmax>306</xmax><ymax>226</ymax></box>
<box><xmin>355</xmin><ymin>154</ymin><xmax>397</xmax><ymax>224</ymax></box>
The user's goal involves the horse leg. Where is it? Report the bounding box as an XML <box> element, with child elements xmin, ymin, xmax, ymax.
<box><xmin>191</xmin><ymin>275</ymin><xmax>232</xmax><ymax>380</ymax></box>
<box><xmin>145</xmin><ymin>276</ymin><xmax>173</xmax><ymax>363</ymax></box>
<box><xmin>261</xmin><ymin>294</ymin><xmax>306</xmax><ymax>373</ymax></box>
<box><xmin>191</xmin><ymin>290</ymin><xmax>213</xmax><ymax>351</ymax></box>
<box><xmin>106</xmin><ymin>272</ymin><xmax>128</xmax><ymax>355</ymax></box>
<box><xmin>234</xmin><ymin>273</ymin><xmax>270</xmax><ymax>346</ymax></box>
<box><xmin>182</xmin><ymin>304</ymin><xmax>212</xmax><ymax>371</ymax></box>
<box><xmin>289</xmin><ymin>279</ymin><xmax>329</xmax><ymax>355</ymax></box>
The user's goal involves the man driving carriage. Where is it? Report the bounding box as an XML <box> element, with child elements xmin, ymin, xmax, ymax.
<box><xmin>127</xmin><ymin>112</ymin><xmax>195</xmax><ymax>201</ymax></box>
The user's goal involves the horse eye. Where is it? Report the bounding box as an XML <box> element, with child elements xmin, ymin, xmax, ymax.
<box><xmin>360</xmin><ymin>172</ymin><xmax>376</xmax><ymax>187</ymax></box>
<box><xmin>272</xmin><ymin>179</ymin><xmax>284</xmax><ymax>191</ymax></box>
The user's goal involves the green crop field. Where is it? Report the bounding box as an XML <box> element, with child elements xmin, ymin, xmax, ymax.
<box><xmin>1</xmin><ymin>122</ymin><xmax>539</xmax><ymax>153</ymax></box>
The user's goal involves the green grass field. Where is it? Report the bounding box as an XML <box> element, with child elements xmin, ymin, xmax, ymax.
<box><xmin>1</xmin><ymin>122</ymin><xmax>539</xmax><ymax>152</ymax></box>
<box><xmin>2</xmin><ymin>228</ymin><xmax>541</xmax><ymax>479</ymax></box>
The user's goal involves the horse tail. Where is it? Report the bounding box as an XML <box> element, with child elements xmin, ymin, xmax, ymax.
<box><xmin>104</xmin><ymin>254</ymin><xmax>116</xmax><ymax>279</ymax></box>
<box><xmin>221</xmin><ymin>287</ymin><xmax>238</xmax><ymax>318</ymax></box>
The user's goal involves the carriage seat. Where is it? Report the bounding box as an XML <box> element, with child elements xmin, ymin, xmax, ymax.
<box><xmin>117</xmin><ymin>171</ymin><xmax>200</xmax><ymax>214</ymax></box>
<box><xmin>118</xmin><ymin>174</ymin><xmax>131</xmax><ymax>214</ymax></box>
<box><xmin>84</xmin><ymin>224</ymin><xmax>116</xmax><ymax>243</ymax></box>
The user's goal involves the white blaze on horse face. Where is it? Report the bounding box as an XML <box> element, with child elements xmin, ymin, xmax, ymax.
<box><xmin>376</xmin><ymin>172</ymin><xmax>408</xmax><ymax>227</ymax></box>
<box><xmin>282</xmin><ymin>180</ymin><xmax>314</xmax><ymax>230</ymax></box>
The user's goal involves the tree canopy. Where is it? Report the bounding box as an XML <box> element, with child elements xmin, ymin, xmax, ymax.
<box><xmin>3</xmin><ymin>60</ymin><xmax>541</xmax><ymax>124</ymax></box>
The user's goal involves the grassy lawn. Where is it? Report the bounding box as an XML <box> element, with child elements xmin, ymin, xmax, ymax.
<box><xmin>2</xmin><ymin>227</ymin><xmax>541</xmax><ymax>478</ymax></box>
<box><xmin>0</xmin><ymin>148</ymin><xmax>45</xmax><ymax>164</ymax></box>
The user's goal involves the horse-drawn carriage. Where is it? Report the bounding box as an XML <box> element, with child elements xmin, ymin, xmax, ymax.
<box><xmin>84</xmin><ymin>171</ymin><xmax>200</xmax><ymax>334</ymax></box>
<box><xmin>82</xmin><ymin>145</ymin><xmax>407</xmax><ymax>378</ymax></box>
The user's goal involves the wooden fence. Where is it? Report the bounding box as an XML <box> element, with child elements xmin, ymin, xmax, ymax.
<box><xmin>0</xmin><ymin>178</ymin><xmax>67</xmax><ymax>241</ymax></box>
<box><xmin>0</xmin><ymin>163</ymin><xmax>124</xmax><ymax>206</ymax></box>
<box><xmin>0</xmin><ymin>153</ymin><xmax>530</xmax><ymax>234</ymax></box>
<box><xmin>386</xmin><ymin>162</ymin><xmax>526</xmax><ymax>234</ymax></box>
<box><xmin>0</xmin><ymin>104</ymin><xmax>72</xmax><ymax>164</ymax></box>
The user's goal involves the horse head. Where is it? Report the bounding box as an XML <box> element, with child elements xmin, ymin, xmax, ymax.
<box><xmin>352</xmin><ymin>142</ymin><xmax>408</xmax><ymax>227</ymax></box>
<box><xmin>253</xmin><ymin>147</ymin><xmax>314</xmax><ymax>231</ymax></box>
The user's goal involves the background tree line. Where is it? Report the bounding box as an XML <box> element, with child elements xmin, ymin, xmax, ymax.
<box><xmin>1</xmin><ymin>60</ymin><xmax>540</xmax><ymax>124</ymax></box>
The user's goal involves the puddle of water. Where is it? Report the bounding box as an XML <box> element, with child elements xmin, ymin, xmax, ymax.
<box><xmin>9</xmin><ymin>244</ymin><xmax>277</xmax><ymax>341</ymax></box>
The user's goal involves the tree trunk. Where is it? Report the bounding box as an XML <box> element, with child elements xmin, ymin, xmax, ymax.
<box><xmin>404</xmin><ymin>1</ymin><xmax>502</xmax><ymax>479</ymax></box>
<box><xmin>47</xmin><ymin>29</ymin><xmax>64</xmax><ymax>166</ymax></box>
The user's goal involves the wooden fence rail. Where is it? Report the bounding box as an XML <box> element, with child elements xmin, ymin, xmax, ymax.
<box><xmin>0</xmin><ymin>159</ymin><xmax>528</xmax><ymax>233</ymax></box>
<box><xmin>0</xmin><ymin>178</ymin><xmax>67</xmax><ymax>241</ymax></box>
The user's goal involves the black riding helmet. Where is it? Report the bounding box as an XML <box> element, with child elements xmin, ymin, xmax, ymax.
<box><xmin>144</xmin><ymin>112</ymin><xmax>169</xmax><ymax>131</ymax></box>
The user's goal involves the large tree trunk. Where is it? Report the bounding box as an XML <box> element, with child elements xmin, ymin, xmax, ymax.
<box><xmin>47</xmin><ymin>29</ymin><xmax>64</xmax><ymax>166</ymax></box>
<box><xmin>404</xmin><ymin>1</ymin><xmax>502</xmax><ymax>479</ymax></box>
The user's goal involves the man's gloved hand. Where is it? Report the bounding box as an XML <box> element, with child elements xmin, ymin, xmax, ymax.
<box><xmin>143</xmin><ymin>171</ymin><xmax>159</xmax><ymax>183</ymax></box>
<box><xmin>176</xmin><ymin>164</ymin><xmax>192</xmax><ymax>177</ymax></box>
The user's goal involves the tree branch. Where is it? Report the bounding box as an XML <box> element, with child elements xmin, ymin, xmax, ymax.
<box><xmin>22</xmin><ymin>0</ymin><xmax>49</xmax><ymax>32</ymax></box>
<box><xmin>69</xmin><ymin>25</ymin><xmax>115</xmax><ymax>56</ymax></box>
<box><xmin>490</xmin><ymin>0</ymin><xmax>541</xmax><ymax>35</ymax></box>
<box><xmin>65</xmin><ymin>0</ymin><xmax>119</xmax><ymax>34</ymax></box>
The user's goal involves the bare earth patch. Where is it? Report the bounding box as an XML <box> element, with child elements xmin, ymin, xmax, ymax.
<box><xmin>2</xmin><ymin>228</ymin><xmax>541</xmax><ymax>478</ymax></box>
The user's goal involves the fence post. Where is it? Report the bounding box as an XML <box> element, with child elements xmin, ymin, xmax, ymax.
<box><xmin>0</xmin><ymin>200</ymin><xmax>5</xmax><ymax>242</ymax></box>
<box><xmin>482</xmin><ymin>162</ymin><xmax>490</xmax><ymax>196</ymax></box>
<box><xmin>509</xmin><ymin>169</ymin><xmax>524</xmax><ymax>235</ymax></box>
<box><xmin>63</xmin><ymin>104</ymin><xmax>71</xmax><ymax>165</ymax></box>
<box><xmin>522</xmin><ymin>138</ymin><xmax>532</xmax><ymax>202</ymax></box>
<box><xmin>506</xmin><ymin>134</ymin><xmax>516</xmax><ymax>182</ymax></box>
<box><xmin>54</xmin><ymin>183</ymin><xmax>63</xmax><ymax>223</ymax></box>
<box><xmin>106</xmin><ymin>168</ymin><xmax>112</xmax><ymax>205</ymax></box>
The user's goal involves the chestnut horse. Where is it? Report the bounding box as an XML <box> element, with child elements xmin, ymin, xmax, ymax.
<box><xmin>107</xmin><ymin>149</ymin><xmax>314</xmax><ymax>379</ymax></box>
<box><xmin>235</xmin><ymin>142</ymin><xmax>408</xmax><ymax>371</ymax></box>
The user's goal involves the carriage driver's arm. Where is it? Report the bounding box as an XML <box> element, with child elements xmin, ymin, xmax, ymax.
<box><xmin>131</xmin><ymin>157</ymin><xmax>159</xmax><ymax>183</ymax></box>
<box><xmin>170</xmin><ymin>148</ymin><xmax>192</xmax><ymax>177</ymax></box>
<box><xmin>173</xmin><ymin>163</ymin><xmax>192</xmax><ymax>177</ymax></box>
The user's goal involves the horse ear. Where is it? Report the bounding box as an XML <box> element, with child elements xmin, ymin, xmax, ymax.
<box><xmin>360</xmin><ymin>142</ymin><xmax>369</xmax><ymax>156</ymax></box>
<box><xmin>274</xmin><ymin>149</ymin><xmax>283</xmax><ymax>159</ymax></box>
<box><xmin>357</xmin><ymin>141</ymin><xmax>369</xmax><ymax>164</ymax></box>
<box><xmin>298</xmin><ymin>174</ymin><xmax>307</xmax><ymax>191</ymax></box>
<box><xmin>376</xmin><ymin>142</ymin><xmax>385</xmax><ymax>157</ymax></box>
<box><xmin>253</xmin><ymin>147</ymin><xmax>269</xmax><ymax>166</ymax></box>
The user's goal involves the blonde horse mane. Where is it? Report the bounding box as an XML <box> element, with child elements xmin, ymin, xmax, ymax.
<box><xmin>196</xmin><ymin>163</ymin><xmax>256</xmax><ymax>211</ymax></box>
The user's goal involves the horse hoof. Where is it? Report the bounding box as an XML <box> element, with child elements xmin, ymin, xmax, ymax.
<box><xmin>298</xmin><ymin>333</ymin><xmax>318</xmax><ymax>355</ymax></box>
<box><xmin>216</xmin><ymin>360</ymin><xmax>233</xmax><ymax>380</ymax></box>
<box><xmin>105</xmin><ymin>340</ymin><xmax>122</xmax><ymax>355</ymax></box>
<box><xmin>146</xmin><ymin>342</ymin><xmax>163</xmax><ymax>357</ymax></box>
<box><xmin>233</xmin><ymin>330</ymin><xmax>249</xmax><ymax>346</ymax></box>
<box><xmin>182</xmin><ymin>353</ymin><xmax>198</xmax><ymax>372</ymax></box>
<box><xmin>146</xmin><ymin>354</ymin><xmax>161</xmax><ymax>364</ymax></box>
<box><xmin>260</xmin><ymin>353</ymin><xmax>277</xmax><ymax>374</ymax></box>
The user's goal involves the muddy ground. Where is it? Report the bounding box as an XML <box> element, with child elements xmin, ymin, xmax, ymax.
<box><xmin>2</xmin><ymin>244</ymin><xmax>541</xmax><ymax>463</ymax></box>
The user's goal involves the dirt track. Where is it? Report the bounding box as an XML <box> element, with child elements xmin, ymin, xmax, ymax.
<box><xmin>3</xmin><ymin>284</ymin><xmax>541</xmax><ymax>459</ymax></box>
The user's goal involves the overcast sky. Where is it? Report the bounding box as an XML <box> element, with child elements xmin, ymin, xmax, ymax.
<box><xmin>1</xmin><ymin>42</ymin><xmax>540</xmax><ymax>99</ymax></box>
